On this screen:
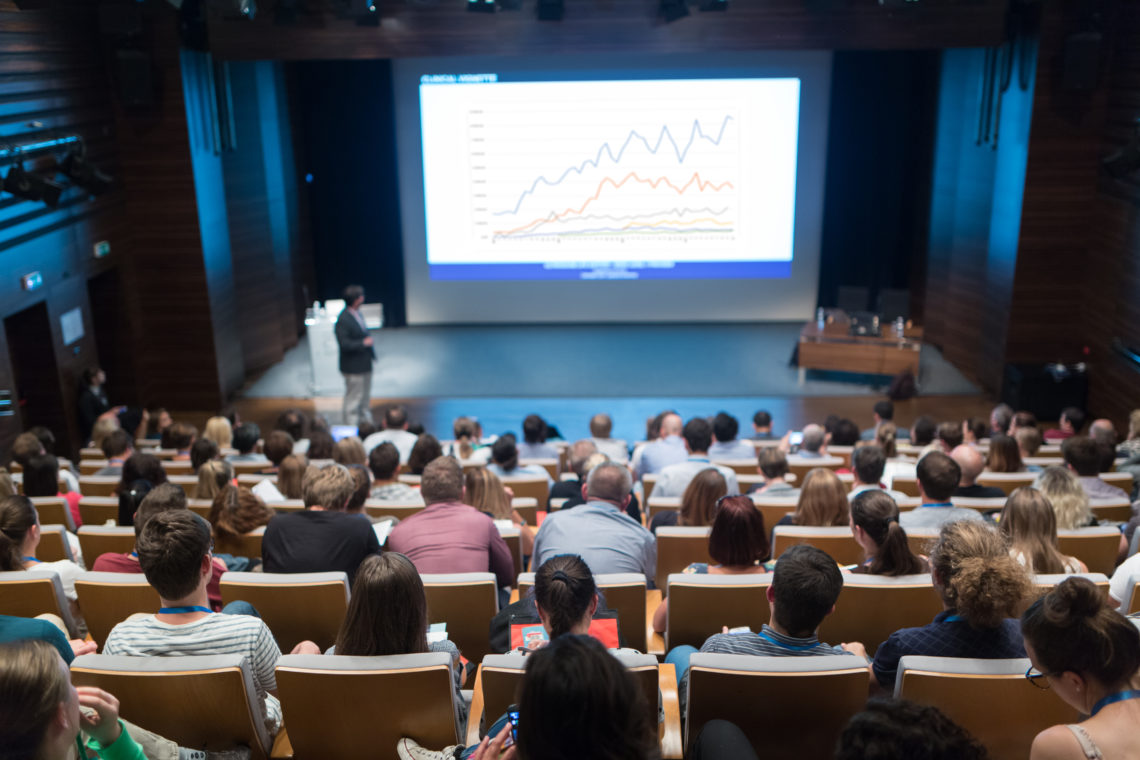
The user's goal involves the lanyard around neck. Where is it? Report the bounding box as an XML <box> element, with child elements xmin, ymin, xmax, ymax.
<box><xmin>758</xmin><ymin>629</ymin><xmax>819</xmax><ymax>651</ymax></box>
<box><xmin>158</xmin><ymin>606</ymin><xmax>212</xmax><ymax>615</ymax></box>
<box><xmin>1091</xmin><ymin>689</ymin><xmax>1140</xmax><ymax>717</ymax></box>
<box><xmin>22</xmin><ymin>556</ymin><xmax>40</xmax><ymax>563</ymax></box>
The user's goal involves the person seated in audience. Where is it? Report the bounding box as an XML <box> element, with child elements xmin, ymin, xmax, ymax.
<box><xmin>990</xmin><ymin>403</ymin><xmax>1014</xmax><ymax>439</ymax></box>
<box><xmin>652</xmin><ymin>417</ymin><xmax>739</xmax><ymax>499</ymax></box>
<box><xmin>836</xmin><ymin>698</ymin><xmax>990</xmax><ymax>760</ymax></box>
<box><xmin>0</xmin><ymin>613</ymin><xmax>94</xmax><ymax>662</ymax></box>
<box><xmin>144</xmin><ymin>407</ymin><xmax>172</xmax><ymax>441</ymax></box>
<box><xmin>1016</xmin><ymin>426</ymin><xmax>1044</xmax><ymax>466</ymax></box>
<box><xmin>708</xmin><ymin>411</ymin><xmax>756</xmax><ymax>460</ymax></box>
<box><xmin>209</xmin><ymin>484</ymin><xmax>274</xmax><ymax>545</ymax></box>
<box><xmin>189</xmin><ymin>437</ymin><xmax>219</xmax><ymax>474</ymax></box>
<box><xmin>368</xmin><ymin>441</ymin><xmax>422</xmax><ymax>503</ymax></box>
<box><xmin>90</xmin><ymin>416</ymin><xmax>121</xmax><ymax>454</ymax></box>
<box><xmin>1012</xmin><ymin>410</ymin><xmax>1039</xmax><ymax>433</ymax></box>
<box><xmin>649</xmin><ymin>467</ymin><xmax>726</xmax><ymax>534</ymax></box>
<box><xmin>1107</xmin><ymin>544</ymin><xmax>1140</xmax><ymax>608</ymax></box>
<box><xmin>861</xmin><ymin>400</ymin><xmax>906</xmax><ymax>442</ymax></box>
<box><xmin>1020</xmin><ymin>576</ymin><xmax>1140</xmax><ymax>760</ymax></box>
<box><xmin>985</xmin><ymin>434</ymin><xmax>1025</xmax><ymax>473</ymax></box>
<box><xmin>445</xmin><ymin>416</ymin><xmax>491</xmax><ymax>464</ymax></box>
<box><xmin>831</xmin><ymin>418</ymin><xmax>862</xmax><ymax>447</ymax></box>
<box><xmin>652</xmin><ymin>495</ymin><xmax>770</xmax><ymax>634</ymax></box>
<box><xmin>24</xmin><ymin>454</ymin><xmax>81</xmax><ymax>529</ymax></box>
<box><xmin>388</xmin><ymin>456</ymin><xmax>514</xmax><ymax>588</ymax></box>
<box><xmin>399</xmin><ymin>634</ymin><xmax>658</xmax><ymax>760</ymax></box>
<box><xmin>874</xmin><ymin>422</ymin><xmax>900</xmax><ymax>460</ymax></box>
<box><xmin>899</xmin><ymin>452</ymin><xmax>985</xmax><ymax>530</ymax></box>
<box><xmin>786</xmin><ymin>423</ymin><xmax>828</xmax><ymax>458</ymax></box>
<box><xmin>950</xmin><ymin>445</ymin><xmax>1006</xmax><ymax>498</ymax></box>
<box><xmin>999</xmin><ymin>487</ymin><xmax>1087</xmax><ymax>574</ymax></box>
<box><xmin>849</xmin><ymin>490</ymin><xmax>929</xmax><ymax>576</ymax></box>
<box><xmin>751</xmin><ymin>409</ymin><xmax>775</xmax><ymax>440</ymax></box>
<box><xmin>166</xmin><ymin>422</ymin><xmax>197</xmax><ymax>461</ymax></box>
<box><xmin>276</xmin><ymin>408</ymin><xmax>310</xmax><ymax>454</ymax></box>
<box><xmin>193</xmin><ymin>459</ymin><xmax>232</xmax><ymax>501</ymax></box>
<box><xmin>407</xmin><ymin>433</ymin><xmax>445</xmax><ymax>476</ymax></box>
<box><xmin>362</xmin><ymin>404</ymin><xmax>419</xmax><ymax>461</ymax></box>
<box><xmin>0</xmin><ymin>495</ymin><xmax>85</xmax><ymax>627</ymax></box>
<box><xmin>588</xmin><ymin>413</ymin><xmax>628</xmax><ymax>464</ymax></box>
<box><xmin>10</xmin><ymin>430</ymin><xmax>45</xmax><ymax>469</ymax></box>
<box><xmin>961</xmin><ymin>417</ymin><xmax>987</xmax><ymax>446</ymax></box>
<box><xmin>936</xmin><ymin>421</ymin><xmax>964</xmax><ymax>452</ymax></box>
<box><xmin>871</xmin><ymin>520</ymin><xmax>1031</xmax><ymax>690</ymax></box>
<box><xmin>486</xmin><ymin>435</ymin><xmax>553</xmax><ymax>487</ymax></box>
<box><xmin>1090</xmin><ymin>418</ymin><xmax>1119</xmax><ymax>454</ymax></box>
<box><xmin>1118</xmin><ymin>408</ymin><xmax>1140</xmax><ymax>459</ymax></box>
<box><xmin>548</xmin><ymin>439</ymin><xmax>598</xmax><ymax>506</ymax></box>
<box><xmin>274</xmin><ymin>454</ymin><xmax>308</xmax><ymax>500</ymax></box>
<box><xmin>516</xmin><ymin>414</ymin><xmax>559</xmax><ymax>460</ymax></box>
<box><xmin>532</xmin><ymin>462</ymin><xmax>655</xmax><ymax>584</ymax></box>
<box><xmin>306</xmin><ymin>428</ymin><xmax>335</xmax><ymax>459</ymax></box>
<box><xmin>848</xmin><ymin>445</ymin><xmax>908</xmax><ymax>503</ymax></box>
<box><xmin>93</xmin><ymin>429</ymin><xmax>133</xmax><ymax>478</ymax></box>
<box><xmin>775</xmin><ymin>467</ymin><xmax>849</xmax><ymax>530</ymax></box>
<box><xmin>343</xmin><ymin>463</ymin><xmax>372</xmax><ymax>516</ymax></box>
<box><xmin>1062</xmin><ymin>435</ymin><xmax>1128</xmax><ymax>500</ymax></box>
<box><xmin>1033</xmin><ymin>465</ymin><xmax>1096</xmax><ymax>529</ymax></box>
<box><xmin>1044</xmin><ymin>406</ymin><xmax>1086</xmax><ymax>442</ymax></box>
<box><xmin>465</xmin><ymin>467</ymin><xmax>534</xmax><ymax>555</ymax></box>
<box><xmin>105</xmin><ymin>511</ymin><xmax>319</xmax><ymax>735</ymax></box>
<box><xmin>94</xmin><ymin>483</ymin><xmax>227</xmax><ymax>611</ymax></box>
<box><xmin>332</xmin><ymin>436</ymin><xmax>367</xmax><ymax>466</ymax></box>
<box><xmin>665</xmin><ymin>545</ymin><xmax>866</xmax><ymax>692</ymax></box>
<box><xmin>202</xmin><ymin>415</ymin><xmax>233</xmax><ymax>450</ymax></box>
<box><xmin>114</xmin><ymin>453</ymin><xmax>168</xmax><ymax>527</ymax></box>
<box><xmin>635</xmin><ymin>411</ymin><xmax>686</xmax><ymax>479</ymax></box>
<box><xmin>261</xmin><ymin>463</ymin><xmax>381</xmax><ymax>582</ymax></box>
<box><xmin>909</xmin><ymin>415</ymin><xmax>937</xmax><ymax>448</ymax></box>
<box><xmin>331</xmin><ymin>553</ymin><xmax>468</xmax><ymax>732</ymax></box>
<box><xmin>229</xmin><ymin>422</ymin><xmax>267</xmax><ymax>463</ymax></box>
<box><xmin>260</xmin><ymin>430</ymin><xmax>295</xmax><ymax>474</ymax></box>
<box><xmin>747</xmin><ymin>447</ymin><xmax>800</xmax><ymax>499</ymax></box>
<box><xmin>558</xmin><ymin>451</ymin><xmax>644</xmax><ymax>523</ymax></box>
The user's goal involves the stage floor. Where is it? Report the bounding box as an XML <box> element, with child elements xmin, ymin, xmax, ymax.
<box><xmin>236</xmin><ymin>323</ymin><xmax>983</xmax><ymax>443</ymax></box>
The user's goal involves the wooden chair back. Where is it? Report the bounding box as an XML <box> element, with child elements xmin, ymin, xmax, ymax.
<box><xmin>516</xmin><ymin>572</ymin><xmax>650</xmax><ymax>652</ymax></box>
<box><xmin>1101</xmin><ymin>471</ymin><xmax>1133</xmax><ymax>493</ymax></box>
<box><xmin>1088</xmin><ymin>498</ymin><xmax>1133</xmax><ymax>522</ymax></box>
<box><xmin>78</xmin><ymin>476</ymin><xmax>120</xmax><ymax>497</ymax></box>
<box><xmin>892</xmin><ymin>476</ymin><xmax>922</xmax><ymax>497</ymax></box>
<box><xmin>817</xmin><ymin>574</ymin><xmax>943</xmax><ymax>654</ymax></box>
<box><xmin>665</xmin><ymin>573</ymin><xmax>771</xmax><ymax>651</ymax></box>
<box><xmin>1057</xmin><ymin>527</ymin><xmax>1123</xmax><ymax>575</ymax></box>
<box><xmin>499</xmin><ymin>476</ymin><xmax>549</xmax><ymax>507</ymax></box>
<box><xmin>976</xmin><ymin>473</ymin><xmax>1035</xmax><ymax>495</ymax></box>
<box><xmin>655</xmin><ymin>527</ymin><xmax>713</xmax><ymax>592</ymax></box>
<box><xmin>213</xmin><ymin>527</ymin><xmax>266</xmax><ymax>560</ymax></box>
<box><xmin>0</xmin><ymin>570</ymin><xmax>78</xmax><ymax>636</ymax></box>
<box><xmin>78</xmin><ymin>525</ymin><xmax>136</xmax><ymax>565</ymax></box>
<box><xmin>786</xmin><ymin>457</ymin><xmax>845</xmax><ymax>485</ymax></box>
<box><xmin>519</xmin><ymin>459</ymin><xmax>558</xmax><ymax>480</ymax></box>
<box><xmin>421</xmin><ymin>572</ymin><xmax>499</xmax><ymax>666</ymax></box>
<box><xmin>771</xmin><ymin>526</ymin><xmax>863</xmax><ymax>565</ymax></box>
<box><xmin>751</xmin><ymin>499</ymin><xmax>798</xmax><ymax>532</ymax></box>
<box><xmin>77</xmin><ymin>497</ymin><xmax>119</xmax><ymax>527</ymax></box>
<box><xmin>74</xmin><ymin>572</ymin><xmax>161</xmax><ymax>650</ymax></box>
<box><xmin>31</xmin><ymin>496</ymin><xmax>76</xmax><ymax>532</ymax></box>
<box><xmin>219</xmin><ymin>571</ymin><xmax>349</xmax><ymax>652</ymax></box>
<box><xmin>36</xmin><ymin>524</ymin><xmax>75</xmax><ymax>564</ymax></box>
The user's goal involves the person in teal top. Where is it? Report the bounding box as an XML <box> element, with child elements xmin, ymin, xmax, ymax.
<box><xmin>0</xmin><ymin>639</ymin><xmax>146</xmax><ymax>760</ymax></box>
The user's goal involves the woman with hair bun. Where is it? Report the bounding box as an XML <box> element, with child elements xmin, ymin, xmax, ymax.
<box><xmin>1021</xmin><ymin>576</ymin><xmax>1140</xmax><ymax>760</ymax></box>
<box><xmin>871</xmin><ymin>520</ymin><xmax>1033</xmax><ymax>689</ymax></box>
<box><xmin>849</xmin><ymin>490</ymin><xmax>929</xmax><ymax>576</ymax></box>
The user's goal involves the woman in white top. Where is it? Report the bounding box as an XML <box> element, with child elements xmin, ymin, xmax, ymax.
<box><xmin>0</xmin><ymin>494</ymin><xmax>85</xmax><ymax>625</ymax></box>
<box><xmin>999</xmin><ymin>488</ymin><xmax>1088</xmax><ymax>574</ymax></box>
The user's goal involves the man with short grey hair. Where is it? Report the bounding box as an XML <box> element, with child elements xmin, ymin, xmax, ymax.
<box><xmin>799</xmin><ymin>424</ymin><xmax>827</xmax><ymax>458</ymax></box>
<box><xmin>532</xmin><ymin>462</ymin><xmax>656</xmax><ymax>585</ymax></box>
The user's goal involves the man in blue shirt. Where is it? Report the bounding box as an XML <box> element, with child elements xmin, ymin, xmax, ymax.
<box><xmin>532</xmin><ymin>462</ymin><xmax>656</xmax><ymax>586</ymax></box>
<box><xmin>636</xmin><ymin>413</ymin><xmax>687</xmax><ymax>479</ymax></box>
<box><xmin>899</xmin><ymin>451</ymin><xmax>985</xmax><ymax>530</ymax></box>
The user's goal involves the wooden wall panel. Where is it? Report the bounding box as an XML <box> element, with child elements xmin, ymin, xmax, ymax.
<box><xmin>204</xmin><ymin>0</ymin><xmax>1008</xmax><ymax>60</ymax></box>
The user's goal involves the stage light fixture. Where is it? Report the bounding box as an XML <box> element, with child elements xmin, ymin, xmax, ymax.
<box><xmin>237</xmin><ymin>0</ymin><xmax>257</xmax><ymax>19</ymax></box>
<box><xmin>660</xmin><ymin>0</ymin><xmax>689</xmax><ymax>23</ymax></box>
<box><xmin>3</xmin><ymin>164</ymin><xmax>64</xmax><ymax>208</ymax></box>
<box><xmin>536</xmin><ymin>0</ymin><xmax>562</xmax><ymax>20</ymax></box>
<box><xmin>60</xmin><ymin>149</ymin><xmax>113</xmax><ymax>197</ymax></box>
<box><xmin>699</xmin><ymin>0</ymin><xmax>726</xmax><ymax>10</ymax></box>
<box><xmin>467</xmin><ymin>0</ymin><xmax>495</xmax><ymax>13</ymax></box>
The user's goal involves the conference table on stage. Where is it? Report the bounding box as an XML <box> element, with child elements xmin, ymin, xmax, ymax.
<box><xmin>797</xmin><ymin>318</ymin><xmax>922</xmax><ymax>384</ymax></box>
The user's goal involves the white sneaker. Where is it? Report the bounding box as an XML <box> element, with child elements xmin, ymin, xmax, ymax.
<box><xmin>396</xmin><ymin>737</ymin><xmax>462</xmax><ymax>760</ymax></box>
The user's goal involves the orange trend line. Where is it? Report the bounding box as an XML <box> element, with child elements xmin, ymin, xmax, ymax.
<box><xmin>493</xmin><ymin>171</ymin><xmax>735</xmax><ymax>237</ymax></box>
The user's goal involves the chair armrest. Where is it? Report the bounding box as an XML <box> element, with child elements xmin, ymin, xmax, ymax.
<box><xmin>270</xmin><ymin>727</ymin><xmax>292</xmax><ymax>759</ymax></box>
<box><xmin>645</xmin><ymin>589</ymin><xmax>663</xmax><ymax>656</ymax></box>
<box><xmin>658</xmin><ymin>664</ymin><xmax>683</xmax><ymax>760</ymax></box>
<box><xmin>466</xmin><ymin>666</ymin><xmax>486</xmax><ymax>748</ymax></box>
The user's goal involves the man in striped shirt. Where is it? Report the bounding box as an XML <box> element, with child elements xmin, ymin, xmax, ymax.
<box><xmin>104</xmin><ymin>511</ymin><xmax>319</xmax><ymax>736</ymax></box>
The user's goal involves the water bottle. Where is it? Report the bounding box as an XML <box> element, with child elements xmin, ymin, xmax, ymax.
<box><xmin>816</xmin><ymin>307</ymin><xmax>825</xmax><ymax>330</ymax></box>
<box><xmin>894</xmin><ymin>317</ymin><xmax>904</xmax><ymax>338</ymax></box>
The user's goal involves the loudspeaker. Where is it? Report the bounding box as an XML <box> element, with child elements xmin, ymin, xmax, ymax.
<box><xmin>1062</xmin><ymin>31</ymin><xmax>1102</xmax><ymax>91</ymax></box>
<box><xmin>114</xmin><ymin>49</ymin><xmax>155</xmax><ymax>107</ymax></box>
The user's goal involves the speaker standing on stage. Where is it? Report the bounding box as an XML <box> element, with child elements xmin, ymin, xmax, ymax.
<box><xmin>335</xmin><ymin>284</ymin><xmax>376</xmax><ymax>426</ymax></box>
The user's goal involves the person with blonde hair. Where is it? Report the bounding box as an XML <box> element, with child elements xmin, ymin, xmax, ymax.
<box><xmin>1000</xmin><ymin>488</ymin><xmax>1087</xmax><ymax>574</ymax></box>
<box><xmin>871</xmin><ymin>520</ymin><xmax>1033</xmax><ymax>689</ymax></box>
<box><xmin>193</xmin><ymin>459</ymin><xmax>233</xmax><ymax>501</ymax></box>
<box><xmin>1033</xmin><ymin>466</ymin><xmax>1094</xmax><ymax>530</ymax></box>
<box><xmin>778</xmin><ymin>467</ymin><xmax>849</xmax><ymax>529</ymax></box>
<box><xmin>90</xmin><ymin>416</ymin><xmax>120</xmax><ymax>451</ymax></box>
<box><xmin>465</xmin><ymin>468</ymin><xmax>534</xmax><ymax>555</ymax></box>
<box><xmin>202</xmin><ymin>416</ymin><xmax>233</xmax><ymax>449</ymax></box>
<box><xmin>208</xmin><ymin>484</ymin><xmax>275</xmax><ymax>542</ymax></box>
<box><xmin>649</xmin><ymin>467</ymin><xmax>726</xmax><ymax>533</ymax></box>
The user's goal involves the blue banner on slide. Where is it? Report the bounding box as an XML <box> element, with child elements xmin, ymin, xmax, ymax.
<box><xmin>429</xmin><ymin>261</ymin><xmax>792</xmax><ymax>281</ymax></box>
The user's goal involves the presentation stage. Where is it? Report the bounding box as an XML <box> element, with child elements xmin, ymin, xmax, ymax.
<box><xmin>394</xmin><ymin>53</ymin><xmax>832</xmax><ymax>324</ymax></box>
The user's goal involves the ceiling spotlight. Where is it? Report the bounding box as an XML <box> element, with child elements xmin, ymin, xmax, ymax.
<box><xmin>467</xmin><ymin>0</ymin><xmax>495</xmax><ymax>13</ymax></box>
<box><xmin>660</xmin><ymin>0</ymin><xmax>689</xmax><ymax>22</ymax></box>
<box><xmin>4</xmin><ymin>164</ymin><xmax>64</xmax><ymax>208</ymax></box>
<box><xmin>536</xmin><ymin>0</ymin><xmax>562</xmax><ymax>20</ymax></box>
<box><xmin>60</xmin><ymin>150</ymin><xmax>113</xmax><ymax>196</ymax></box>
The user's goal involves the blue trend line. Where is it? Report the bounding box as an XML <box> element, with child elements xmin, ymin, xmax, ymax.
<box><xmin>491</xmin><ymin>115</ymin><xmax>734</xmax><ymax>217</ymax></box>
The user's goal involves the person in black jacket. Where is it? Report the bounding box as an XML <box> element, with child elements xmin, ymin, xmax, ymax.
<box><xmin>77</xmin><ymin>366</ymin><xmax>111</xmax><ymax>444</ymax></box>
<box><xmin>334</xmin><ymin>284</ymin><xmax>376</xmax><ymax>426</ymax></box>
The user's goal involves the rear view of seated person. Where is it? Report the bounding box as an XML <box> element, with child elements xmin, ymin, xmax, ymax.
<box><xmin>94</xmin><ymin>429</ymin><xmax>133</xmax><ymax>477</ymax></box>
<box><xmin>849</xmin><ymin>490</ymin><xmax>929</xmax><ymax>576</ymax></box>
<box><xmin>649</xmin><ymin>467</ymin><xmax>726</xmax><ymax>533</ymax></box>
<box><xmin>368</xmin><ymin>442</ymin><xmax>422</xmax><ymax>503</ymax></box>
<box><xmin>588</xmin><ymin>413</ymin><xmax>628</xmax><ymax>464</ymax></box>
<box><xmin>261</xmin><ymin>464</ymin><xmax>381</xmax><ymax>583</ymax></box>
<box><xmin>1044</xmin><ymin>406</ymin><xmax>1086</xmax><ymax>442</ymax></box>
<box><xmin>747</xmin><ymin>447</ymin><xmax>799</xmax><ymax>499</ymax></box>
<box><xmin>23</xmin><ymin>454</ymin><xmax>80</xmax><ymax>530</ymax></box>
<box><xmin>93</xmin><ymin>483</ymin><xmax>227</xmax><ymax>611</ymax></box>
<box><xmin>0</xmin><ymin>495</ymin><xmax>85</xmax><ymax>629</ymax></box>
<box><xmin>871</xmin><ymin>520</ymin><xmax>1032</xmax><ymax>690</ymax></box>
<box><xmin>517</xmin><ymin>413</ymin><xmax>560</xmax><ymax>460</ymax></box>
<box><xmin>104</xmin><ymin>510</ymin><xmax>320</xmax><ymax>735</ymax></box>
<box><xmin>899</xmin><ymin>452</ymin><xmax>985</xmax><ymax>530</ymax></box>
<box><xmin>115</xmin><ymin>453</ymin><xmax>168</xmax><ymax>527</ymax></box>
<box><xmin>652</xmin><ymin>417</ymin><xmax>740</xmax><ymax>499</ymax></box>
<box><xmin>999</xmin><ymin>488</ymin><xmax>1088</xmax><ymax>574</ymax></box>
<box><xmin>208</xmin><ymin>485</ymin><xmax>275</xmax><ymax>547</ymax></box>
<box><xmin>166</xmin><ymin>422</ymin><xmax>197</xmax><ymax>461</ymax></box>
<box><xmin>331</xmin><ymin>553</ymin><xmax>467</xmax><ymax>734</ymax></box>
<box><xmin>486</xmin><ymin>435</ymin><xmax>554</xmax><ymax>487</ymax></box>
<box><xmin>261</xmin><ymin>430</ymin><xmax>295</xmax><ymax>474</ymax></box>
<box><xmin>407</xmin><ymin>434</ymin><xmax>444</xmax><ymax>476</ymax></box>
<box><xmin>229</xmin><ymin>422</ymin><xmax>267</xmax><ymax>463</ymax></box>
<box><xmin>848</xmin><ymin>445</ymin><xmax>909</xmax><ymax>502</ymax></box>
<box><xmin>1062</xmin><ymin>435</ymin><xmax>1129</xmax><ymax>500</ymax></box>
<box><xmin>950</xmin><ymin>446</ymin><xmax>1006</xmax><ymax>499</ymax></box>
<box><xmin>836</xmin><ymin>698</ymin><xmax>990</xmax><ymax>760</ymax></box>
<box><xmin>708</xmin><ymin>412</ymin><xmax>756</xmax><ymax>460</ymax></box>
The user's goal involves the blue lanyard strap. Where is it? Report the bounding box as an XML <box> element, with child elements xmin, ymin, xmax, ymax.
<box><xmin>942</xmin><ymin>614</ymin><xmax>964</xmax><ymax>623</ymax></box>
<box><xmin>758</xmin><ymin>630</ymin><xmax>820</xmax><ymax>652</ymax></box>
<box><xmin>924</xmin><ymin>502</ymin><xmax>954</xmax><ymax>508</ymax></box>
<box><xmin>158</xmin><ymin>606</ymin><xmax>213</xmax><ymax>615</ymax></box>
<box><xmin>22</xmin><ymin>556</ymin><xmax>40</xmax><ymax>563</ymax></box>
<box><xmin>1091</xmin><ymin>689</ymin><xmax>1140</xmax><ymax>717</ymax></box>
